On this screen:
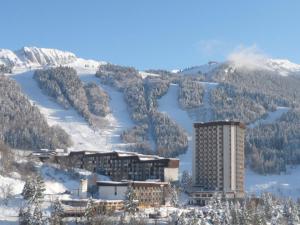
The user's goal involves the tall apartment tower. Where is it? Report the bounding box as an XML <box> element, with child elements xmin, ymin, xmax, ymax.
<box><xmin>191</xmin><ymin>121</ymin><xmax>245</xmax><ymax>204</ymax></box>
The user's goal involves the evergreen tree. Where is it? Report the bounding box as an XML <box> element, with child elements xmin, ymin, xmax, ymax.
<box><xmin>124</xmin><ymin>185</ymin><xmax>138</xmax><ymax>215</ymax></box>
<box><xmin>22</xmin><ymin>175</ymin><xmax>45</xmax><ymax>203</ymax></box>
<box><xmin>252</xmin><ymin>206</ymin><xmax>267</xmax><ymax>225</ymax></box>
<box><xmin>222</xmin><ymin>201</ymin><xmax>231</xmax><ymax>225</ymax></box>
<box><xmin>180</xmin><ymin>170</ymin><xmax>192</xmax><ymax>192</ymax></box>
<box><xmin>34</xmin><ymin>175</ymin><xmax>46</xmax><ymax>203</ymax></box>
<box><xmin>19</xmin><ymin>203</ymin><xmax>47</xmax><ymax>225</ymax></box>
<box><xmin>189</xmin><ymin>209</ymin><xmax>201</xmax><ymax>225</ymax></box>
<box><xmin>84</xmin><ymin>198</ymin><xmax>96</xmax><ymax>224</ymax></box>
<box><xmin>283</xmin><ymin>199</ymin><xmax>300</xmax><ymax>225</ymax></box>
<box><xmin>22</xmin><ymin>177</ymin><xmax>35</xmax><ymax>201</ymax></box>
<box><xmin>50</xmin><ymin>199</ymin><xmax>65</xmax><ymax>225</ymax></box>
<box><xmin>32</xmin><ymin>205</ymin><xmax>45</xmax><ymax>225</ymax></box>
<box><xmin>19</xmin><ymin>205</ymin><xmax>32</xmax><ymax>225</ymax></box>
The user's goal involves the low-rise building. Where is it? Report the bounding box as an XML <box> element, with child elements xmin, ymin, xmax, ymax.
<box><xmin>55</xmin><ymin>150</ymin><xmax>179</xmax><ymax>182</ymax></box>
<box><xmin>61</xmin><ymin>199</ymin><xmax>124</xmax><ymax>217</ymax></box>
<box><xmin>96</xmin><ymin>180</ymin><xmax>169</xmax><ymax>208</ymax></box>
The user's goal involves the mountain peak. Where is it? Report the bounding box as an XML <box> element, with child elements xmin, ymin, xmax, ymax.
<box><xmin>227</xmin><ymin>47</ymin><xmax>300</xmax><ymax>76</ymax></box>
<box><xmin>15</xmin><ymin>46</ymin><xmax>77</xmax><ymax>66</ymax></box>
<box><xmin>0</xmin><ymin>46</ymin><xmax>105</xmax><ymax>70</ymax></box>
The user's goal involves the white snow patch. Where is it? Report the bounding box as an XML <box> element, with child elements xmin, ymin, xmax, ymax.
<box><xmin>246</xmin><ymin>166</ymin><xmax>300</xmax><ymax>199</ymax></box>
<box><xmin>0</xmin><ymin>175</ymin><xmax>24</xmax><ymax>223</ymax></box>
<box><xmin>139</xmin><ymin>71</ymin><xmax>161</xmax><ymax>79</ymax></box>
<box><xmin>180</xmin><ymin>62</ymin><xmax>220</xmax><ymax>75</ymax></box>
<box><xmin>248</xmin><ymin>106</ymin><xmax>289</xmax><ymax>128</ymax></box>
<box><xmin>158</xmin><ymin>82</ymin><xmax>218</xmax><ymax>173</ymax></box>
<box><xmin>0</xmin><ymin>46</ymin><xmax>106</xmax><ymax>72</ymax></box>
<box><xmin>158</xmin><ymin>83</ymin><xmax>193</xmax><ymax>173</ymax></box>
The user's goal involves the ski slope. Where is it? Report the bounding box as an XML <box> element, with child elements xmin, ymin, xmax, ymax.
<box><xmin>158</xmin><ymin>82</ymin><xmax>300</xmax><ymax>198</ymax></box>
<box><xmin>4</xmin><ymin>46</ymin><xmax>300</xmax><ymax>200</ymax></box>
<box><xmin>249</xmin><ymin>106</ymin><xmax>290</xmax><ymax>128</ymax></box>
<box><xmin>158</xmin><ymin>83</ymin><xmax>194</xmax><ymax>172</ymax></box>
<box><xmin>11</xmin><ymin>68</ymin><xmax>134</xmax><ymax>152</ymax></box>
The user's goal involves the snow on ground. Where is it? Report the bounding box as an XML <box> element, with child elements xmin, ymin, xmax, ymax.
<box><xmin>139</xmin><ymin>71</ymin><xmax>161</xmax><ymax>79</ymax></box>
<box><xmin>187</xmin><ymin>82</ymin><xmax>218</xmax><ymax>122</ymax></box>
<box><xmin>11</xmin><ymin>68</ymin><xmax>134</xmax><ymax>152</ymax></box>
<box><xmin>78</xmin><ymin>71</ymin><xmax>135</xmax><ymax>148</ymax></box>
<box><xmin>180</xmin><ymin>62</ymin><xmax>220</xmax><ymax>75</ymax></box>
<box><xmin>40</xmin><ymin>164</ymin><xmax>80</xmax><ymax>197</ymax></box>
<box><xmin>246</xmin><ymin>166</ymin><xmax>300</xmax><ymax>199</ymax></box>
<box><xmin>158</xmin><ymin>82</ymin><xmax>218</xmax><ymax>173</ymax></box>
<box><xmin>248</xmin><ymin>106</ymin><xmax>290</xmax><ymax>128</ymax></box>
<box><xmin>158</xmin><ymin>82</ymin><xmax>300</xmax><ymax>198</ymax></box>
<box><xmin>158</xmin><ymin>83</ymin><xmax>193</xmax><ymax>173</ymax></box>
<box><xmin>1</xmin><ymin>46</ymin><xmax>106</xmax><ymax>71</ymax></box>
<box><xmin>0</xmin><ymin>174</ymin><xmax>24</xmax><ymax>224</ymax></box>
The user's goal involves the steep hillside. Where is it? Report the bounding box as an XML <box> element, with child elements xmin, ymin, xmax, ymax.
<box><xmin>199</xmin><ymin>63</ymin><xmax>300</xmax><ymax>174</ymax></box>
<box><xmin>0</xmin><ymin>46</ymin><xmax>105</xmax><ymax>70</ymax></box>
<box><xmin>2</xmin><ymin>46</ymin><xmax>300</xmax><ymax>175</ymax></box>
<box><xmin>0</xmin><ymin>75</ymin><xmax>71</xmax><ymax>150</ymax></box>
<box><xmin>96</xmin><ymin>64</ymin><xmax>189</xmax><ymax>157</ymax></box>
<box><xmin>33</xmin><ymin>67</ymin><xmax>110</xmax><ymax>127</ymax></box>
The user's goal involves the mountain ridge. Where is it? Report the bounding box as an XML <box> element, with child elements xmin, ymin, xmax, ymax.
<box><xmin>1</xmin><ymin>46</ymin><xmax>300</xmax><ymax>176</ymax></box>
<box><xmin>0</xmin><ymin>46</ymin><xmax>105</xmax><ymax>70</ymax></box>
<box><xmin>2</xmin><ymin>46</ymin><xmax>300</xmax><ymax>77</ymax></box>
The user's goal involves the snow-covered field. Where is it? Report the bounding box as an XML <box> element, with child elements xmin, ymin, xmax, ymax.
<box><xmin>0</xmin><ymin>174</ymin><xmax>24</xmax><ymax>224</ymax></box>
<box><xmin>246</xmin><ymin>166</ymin><xmax>300</xmax><ymax>199</ymax></box>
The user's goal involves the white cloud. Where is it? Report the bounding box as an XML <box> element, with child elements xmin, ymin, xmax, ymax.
<box><xmin>227</xmin><ymin>45</ymin><xmax>270</xmax><ymax>70</ymax></box>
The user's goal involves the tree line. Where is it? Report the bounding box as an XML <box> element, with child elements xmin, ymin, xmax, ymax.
<box><xmin>96</xmin><ymin>64</ymin><xmax>189</xmax><ymax>157</ymax></box>
<box><xmin>0</xmin><ymin>75</ymin><xmax>71</xmax><ymax>150</ymax></box>
<box><xmin>34</xmin><ymin>67</ymin><xmax>110</xmax><ymax>128</ymax></box>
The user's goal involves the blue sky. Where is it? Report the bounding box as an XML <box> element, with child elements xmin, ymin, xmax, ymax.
<box><xmin>0</xmin><ymin>0</ymin><xmax>300</xmax><ymax>70</ymax></box>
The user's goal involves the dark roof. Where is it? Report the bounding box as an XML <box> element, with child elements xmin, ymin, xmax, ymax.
<box><xmin>96</xmin><ymin>181</ymin><xmax>129</xmax><ymax>187</ymax></box>
<box><xmin>96</xmin><ymin>180</ymin><xmax>168</xmax><ymax>187</ymax></box>
<box><xmin>70</xmin><ymin>150</ymin><xmax>179</xmax><ymax>166</ymax></box>
<box><xmin>193</xmin><ymin>121</ymin><xmax>246</xmax><ymax>129</ymax></box>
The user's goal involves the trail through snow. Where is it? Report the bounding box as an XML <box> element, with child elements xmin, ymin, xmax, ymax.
<box><xmin>158</xmin><ymin>82</ymin><xmax>218</xmax><ymax>172</ymax></box>
<box><xmin>12</xmin><ymin>68</ymin><xmax>134</xmax><ymax>152</ymax></box>
<box><xmin>158</xmin><ymin>82</ymin><xmax>300</xmax><ymax>198</ymax></box>
<box><xmin>9</xmin><ymin>64</ymin><xmax>300</xmax><ymax>200</ymax></box>
<box><xmin>248</xmin><ymin>106</ymin><xmax>290</xmax><ymax>128</ymax></box>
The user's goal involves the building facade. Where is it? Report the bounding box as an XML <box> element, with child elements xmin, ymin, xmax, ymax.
<box><xmin>191</xmin><ymin>121</ymin><xmax>245</xmax><ymax>204</ymax></box>
<box><xmin>54</xmin><ymin>151</ymin><xmax>179</xmax><ymax>182</ymax></box>
<box><xmin>97</xmin><ymin>180</ymin><xmax>168</xmax><ymax>208</ymax></box>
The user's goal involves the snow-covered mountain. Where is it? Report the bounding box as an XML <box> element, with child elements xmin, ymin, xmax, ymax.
<box><xmin>179</xmin><ymin>61</ymin><xmax>220</xmax><ymax>75</ymax></box>
<box><xmin>0</xmin><ymin>46</ymin><xmax>105</xmax><ymax>70</ymax></box>
<box><xmin>2</xmin><ymin>46</ymin><xmax>300</xmax><ymax>77</ymax></box>
<box><xmin>180</xmin><ymin>58</ymin><xmax>300</xmax><ymax>77</ymax></box>
<box><xmin>1</xmin><ymin>46</ymin><xmax>300</xmax><ymax>199</ymax></box>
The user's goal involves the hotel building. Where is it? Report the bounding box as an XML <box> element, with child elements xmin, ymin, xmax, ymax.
<box><xmin>191</xmin><ymin>121</ymin><xmax>245</xmax><ymax>204</ymax></box>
